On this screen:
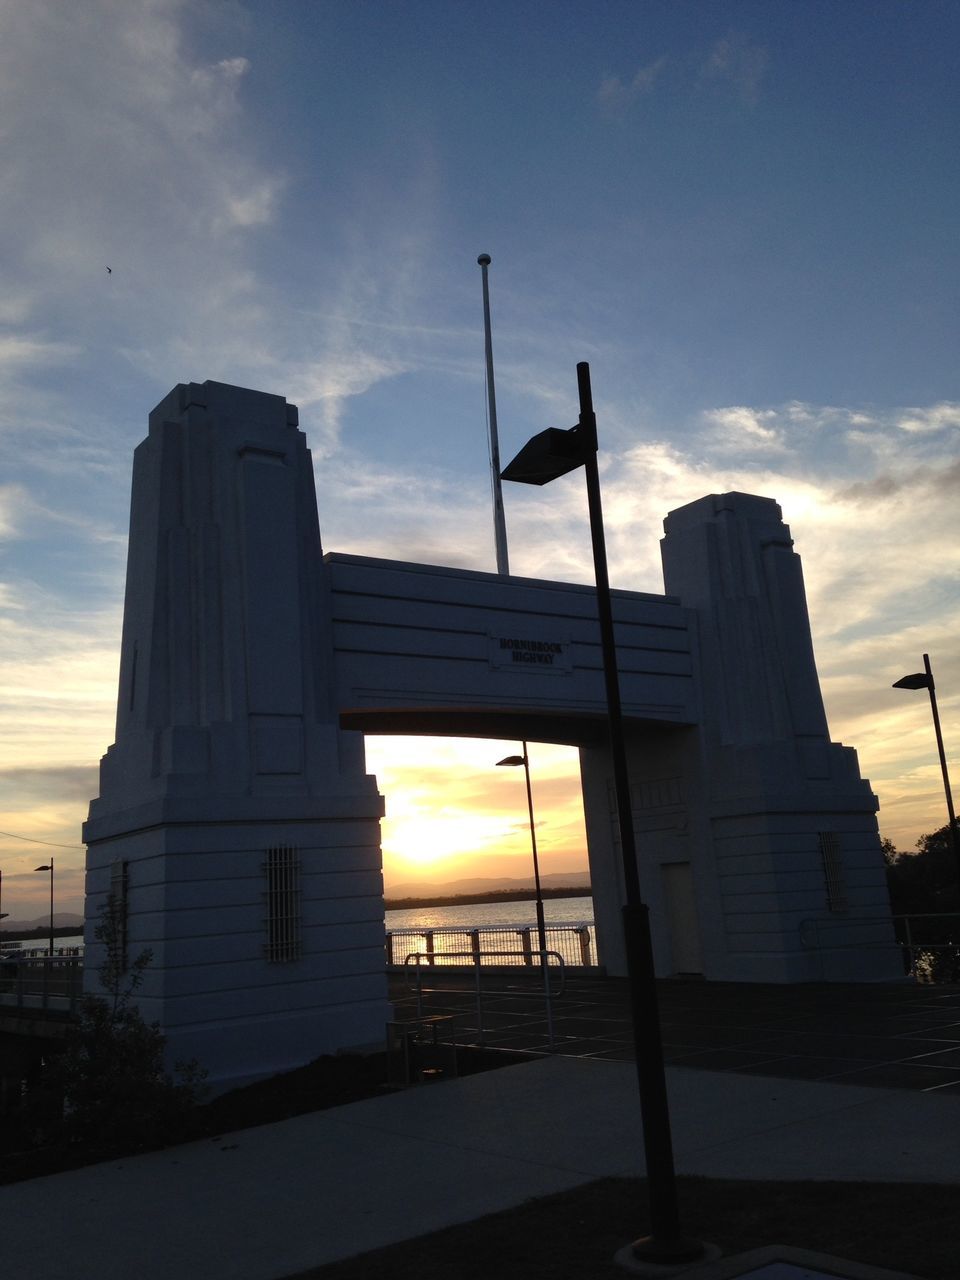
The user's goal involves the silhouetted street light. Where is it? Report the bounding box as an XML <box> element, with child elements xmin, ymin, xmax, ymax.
<box><xmin>35</xmin><ymin>858</ymin><xmax>54</xmax><ymax>956</ymax></box>
<box><xmin>496</xmin><ymin>744</ymin><xmax>548</xmax><ymax>959</ymax></box>
<box><xmin>0</xmin><ymin>867</ymin><xmax>7</xmax><ymax>922</ymax></box>
<box><xmin>501</xmin><ymin>362</ymin><xmax>703</xmax><ymax>1265</ymax></box>
<box><xmin>893</xmin><ymin>654</ymin><xmax>960</xmax><ymax>880</ymax></box>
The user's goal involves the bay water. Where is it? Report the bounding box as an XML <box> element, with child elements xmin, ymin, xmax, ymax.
<box><xmin>385</xmin><ymin>894</ymin><xmax>594</xmax><ymax>931</ymax></box>
<box><xmin>4</xmin><ymin>896</ymin><xmax>596</xmax><ymax>954</ymax></box>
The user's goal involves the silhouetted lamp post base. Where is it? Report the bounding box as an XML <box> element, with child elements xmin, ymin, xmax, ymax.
<box><xmin>614</xmin><ymin>1237</ymin><xmax>723</xmax><ymax>1274</ymax></box>
<box><xmin>502</xmin><ymin>362</ymin><xmax>707</xmax><ymax>1266</ymax></box>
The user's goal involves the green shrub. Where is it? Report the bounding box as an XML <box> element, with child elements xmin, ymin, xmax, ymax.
<box><xmin>48</xmin><ymin>899</ymin><xmax>206</xmax><ymax>1151</ymax></box>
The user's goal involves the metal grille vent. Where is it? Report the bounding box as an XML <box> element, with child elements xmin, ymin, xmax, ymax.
<box><xmin>264</xmin><ymin>844</ymin><xmax>302</xmax><ymax>963</ymax></box>
<box><xmin>109</xmin><ymin>859</ymin><xmax>129</xmax><ymax>971</ymax></box>
<box><xmin>818</xmin><ymin>832</ymin><xmax>848</xmax><ymax>913</ymax></box>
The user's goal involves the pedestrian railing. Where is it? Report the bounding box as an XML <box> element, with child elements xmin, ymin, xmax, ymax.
<box><xmin>893</xmin><ymin>912</ymin><xmax>960</xmax><ymax>983</ymax></box>
<box><xmin>0</xmin><ymin>955</ymin><xmax>84</xmax><ymax>1016</ymax></box>
<box><xmin>402</xmin><ymin>947</ymin><xmax>566</xmax><ymax>1047</ymax></box>
<box><xmin>799</xmin><ymin>912</ymin><xmax>960</xmax><ymax>983</ymax></box>
<box><xmin>5</xmin><ymin>943</ymin><xmax>84</xmax><ymax>958</ymax></box>
<box><xmin>385</xmin><ymin>922</ymin><xmax>594</xmax><ymax>969</ymax></box>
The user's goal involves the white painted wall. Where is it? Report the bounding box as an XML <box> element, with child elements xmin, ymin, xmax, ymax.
<box><xmin>84</xmin><ymin>382</ymin><xmax>390</xmax><ymax>1090</ymax></box>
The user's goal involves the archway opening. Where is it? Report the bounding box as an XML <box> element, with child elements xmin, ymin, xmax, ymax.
<box><xmin>363</xmin><ymin>733</ymin><xmax>595</xmax><ymax>960</ymax></box>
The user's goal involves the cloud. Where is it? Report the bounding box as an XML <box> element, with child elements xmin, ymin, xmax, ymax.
<box><xmin>0</xmin><ymin>484</ymin><xmax>28</xmax><ymax>538</ymax></box>
<box><xmin>598</xmin><ymin>57</ymin><xmax>667</xmax><ymax>111</ymax></box>
<box><xmin>0</xmin><ymin>764</ymin><xmax>100</xmax><ymax>804</ymax></box>
<box><xmin>0</xmin><ymin>334</ymin><xmax>80</xmax><ymax>370</ymax></box>
<box><xmin>0</xmin><ymin>577</ymin><xmax>120</xmax><ymax>775</ymax></box>
<box><xmin>836</xmin><ymin>458</ymin><xmax>960</xmax><ymax>505</ymax></box>
<box><xmin>212</xmin><ymin>55</ymin><xmax>250</xmax><ymax>81</ymax></box>
<box><xmin>0</xmin><ymin>0</ymin><xmax>286</xmax><ymax>400</ymax></box>
<box><xmin>897</xmin><ymin>402</ymin><xmax>960</xmax><ymax>434</ymax></box>
<box><xmin>0</xmin><ymin>2</ymin><xmax>281</xmax><ymax>259</ymax></box>
<box><xmin>365</xmin><ymin>737</ymin><xmax>587</xmax><ymax>887</ymax></box>
<box><xmin>702</xmin><ymin>33</ymin><xmax>769</xmax><ymax>104</ymax></box>
<box><xmin>315</xmin><ymin>453</ymin><xmax>499</xmax><ymax>572</ymax></box>
<box><xmin>701</xmin><ymin>405</ymin><xmax>783</xmax><ymax>451</ymax></box>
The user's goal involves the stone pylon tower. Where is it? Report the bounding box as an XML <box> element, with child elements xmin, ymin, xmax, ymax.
<box><xmin>580</xmin><ymin>492</ymin><xmax>899</xmax><ymax>983</ymax></box>
<box><xmin>657</xmin><ymin>493</ymin><xmax>897</xmax><ymax>980</ymax></box>
<box><xmin>84</xmin><ymin>382</ymin><xmax>388</xmax><ymax>1089</ymax></box>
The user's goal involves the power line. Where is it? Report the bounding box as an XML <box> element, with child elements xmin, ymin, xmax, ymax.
<box><xmin>0</xmin><ymin>829</ymin><xmax>83</xmax><ymax>850</ymax></box>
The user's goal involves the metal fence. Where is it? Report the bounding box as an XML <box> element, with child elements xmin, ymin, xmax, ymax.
<box><xmin>401</xmin><ymin>947</ymin><xmax>566</xmax><ymax>1047</ymax></box>
<box><xmin>385</xmin><ymin>922</ymin><xmax>595</xmax><ymax>968</ymax></box>
<box><xmin>0</xmin><ymin>955</ymin><xmax>84</xmax><ymax>1015</ymax></box>
<box><xmin>0</xmin><ymin>941</ymin><xmax>83</xmax><ymax>958</ymax></box>
<box><xmin>799</xmin><ymin>911</ymin><xmax>960</xmax><ymax>983</ymax></box>
<box><xmin>894</xmin><ymin>912</ymin><xmax>960</xmax><ymax>983</ymax></box>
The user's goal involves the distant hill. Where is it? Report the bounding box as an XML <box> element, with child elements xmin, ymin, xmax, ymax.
<box><xmin>385</xmin><ymin>871</ymin><xmax>591</xmax><ymax>901</ymax></box>
<box><xmin>0</xmin><ymin>912</ymin><xmax>84</xmax><ymax>934</ymax></box>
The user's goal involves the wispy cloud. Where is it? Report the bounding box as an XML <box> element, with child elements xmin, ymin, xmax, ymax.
<box><xmin>701</xmin><ymin>33</ymin><xmax>769</xmax><ymax>104</ymax></box>
<box><xmin>896</xmin><ymin>402</ymin><xmax>960</xmax><ymax>434</ymax></box>
<box><xmin>598</xmin><ymin>57</ymin><xmax>668</xmax><ymax>112</ymax></box>
<box><xmin>0</xmin><ymin>334</ymin><xmax>81</xmax><ymax>371</ymax></box>
<box><xmin>701</xmin><ymin>405</ymin><xmax>784</xmax><ymax>452</ymax></box>
<box><xmin>0</xmin><ymin>0</ymin><xmax>287</xmax><ymax>402</ymax></box>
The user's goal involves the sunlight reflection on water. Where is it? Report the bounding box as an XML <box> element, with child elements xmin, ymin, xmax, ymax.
<box><xmin>385</xmin><ymin>894</ymin><xmax>594</xmax><ymax>931</ymax></box>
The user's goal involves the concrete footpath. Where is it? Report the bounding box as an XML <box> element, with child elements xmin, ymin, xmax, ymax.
<box><xmin>2</xmin><ymin>1057</ymin><xmax>958</xmax><ymax>1280</ymax></box>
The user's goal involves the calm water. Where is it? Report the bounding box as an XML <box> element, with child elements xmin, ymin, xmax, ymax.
<box><xmin>385</xmin><ymin>894</ymin><xmax>594</xmax><ymax>931</ymax></box>
<box><xmin>3</xmin><ymin>898</ymin><xmax>596</xmax><ymax>953</ymax></box>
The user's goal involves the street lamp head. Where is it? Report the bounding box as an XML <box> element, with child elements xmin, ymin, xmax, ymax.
<box><xmin>893</xmin><ymin>672</ymin><xmax>931</xmax><ymax>691</ymax></box>
<box><xmin>500</xmin><ymin>425</ymin><xmax>588</xmax><ymax>486</ymax></box>
<box><xmin>496</xmin><ymin>754</ymin><xmax>526</xmax><ymax>767</ymax></box>
<box><xmin>35</xmin><ymin>864</ymin><xmax>52</xmax><ymax>872</ymax></box>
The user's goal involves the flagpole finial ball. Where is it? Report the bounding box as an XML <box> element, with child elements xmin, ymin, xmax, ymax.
<box><xmin>477</xmin><ymin>253</ymin><xmax>491</xmax><ymax>266</ymax></box>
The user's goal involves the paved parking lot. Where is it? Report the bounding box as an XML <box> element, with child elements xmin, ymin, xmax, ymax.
<box><xmin>390</xmin><ymin>971</ymin><xmax>960</xmax><ymax>1092</ymax></box>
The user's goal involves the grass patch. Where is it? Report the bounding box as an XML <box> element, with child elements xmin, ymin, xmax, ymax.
<box><xmin>287</xmin><ymin>1175</ymin><xmax>958</xmax><ymax>1280</ymax></box>
<box><xmin>0</xmin><ymin>1044</ymin><xmax>522</xmax><ymax>1185</ymax></box>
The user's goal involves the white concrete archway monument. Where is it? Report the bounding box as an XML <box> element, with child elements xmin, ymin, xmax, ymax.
<box><xmin>84</xmin><ymin>381</ymin><xmax>900</xmax><ymax>1089</ymax></box>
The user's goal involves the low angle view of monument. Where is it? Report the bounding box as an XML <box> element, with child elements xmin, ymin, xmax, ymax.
<box><xmin>83</xmin><ymin>380</ymin><xmax>900</xmax><ymax>1089</ymax></box>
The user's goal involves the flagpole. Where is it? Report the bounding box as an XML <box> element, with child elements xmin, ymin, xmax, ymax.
<box><xmin>478</xmin><ymin>253</ymin><xmax>510</xmax><ymax>576</ymax></box>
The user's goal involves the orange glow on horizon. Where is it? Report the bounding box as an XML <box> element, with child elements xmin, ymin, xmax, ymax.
<box><xmin>364</xmin><ymin>735</ymin><xmax>589</xmax><ymax>890</ymax></box>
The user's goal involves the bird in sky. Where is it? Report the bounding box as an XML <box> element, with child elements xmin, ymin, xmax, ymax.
<box><xmin>106</xmin><ymin>266</ymin><xmax>112</xmax><ymax>273</ymax></box>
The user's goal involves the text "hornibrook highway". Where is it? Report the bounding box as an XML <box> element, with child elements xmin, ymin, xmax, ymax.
<box><xmin>499</xmin><ymin>638</ymin><xmax>564</xmax><ymax>665</ymax></box>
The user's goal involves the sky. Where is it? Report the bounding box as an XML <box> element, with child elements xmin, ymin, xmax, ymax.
<box><xmin>1</xmin><ymin>0</ymin><xmax>957</xmax><ymax>919</ymax></box>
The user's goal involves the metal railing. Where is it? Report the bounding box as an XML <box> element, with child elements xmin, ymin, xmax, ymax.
<box><xmin>385</xmin><ymin>922</ymin><xmax>594</xmax><ymax>968</ymax></box>
<box><xmin>799</xmin><ymin>912</ymin><xmax>960</xmax><ymax>983</ymax></box>
<box><xmin>894</xmin><ymin>912</ymin><xmax>960</xmax><ymax>983</ymax></box>
<box><xmin>0</xmin><ymin>940</ymin><xmax>84</xmax><ymax>958</ymax></box>
<box><xmin>0</xmin><ymin>955</ymin><xmax>84</xmax><ymax>1016</ymax></box>
<box><xmin>402</xmin><ymin>947</ymin><xmax>566</xmax><ymax>1047</ymax></box>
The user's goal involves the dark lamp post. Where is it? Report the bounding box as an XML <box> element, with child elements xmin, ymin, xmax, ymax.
<box><xmin>893</xmin><ymin>654</ymin><xmax>960</xmax><ymax>880</ymax></box>
<box><xmin>0</xmin><ymin>867</ymin><xmax>7</xmax><ymax>921</ymax></box>
<box><xmin>496</xmin><ymin>745</ymin><xmax>548</xmax><ymax>958</ymax></box>
<box><xmin>35</xmin><ymin>859</ymin><xmax>54</xmax><ymax>956</ymax></box>
<box><xmin>501</xmin><ymin>362</ymin><xmax>704</xmax><ymax>1265</ymax></box>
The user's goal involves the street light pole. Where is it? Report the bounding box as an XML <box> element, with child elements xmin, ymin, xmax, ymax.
<box><xmin>497</xmin><ymin>743</ymin><xmax>548</xmax><ymax>958</ymax></box>
<box><xmin>893</xmin><ymin>654</ymin><xmax>960</xmax><ymax>880</ymax></box>
<box><xmin>35</xmin><ymin>858</ymin><xmax>54</xmax><ymax>956</ymax></box>
<box><xmin>501</xmin><ymin>362</ymin><xmax>703</xmax><ymax>1264</ymax></box>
